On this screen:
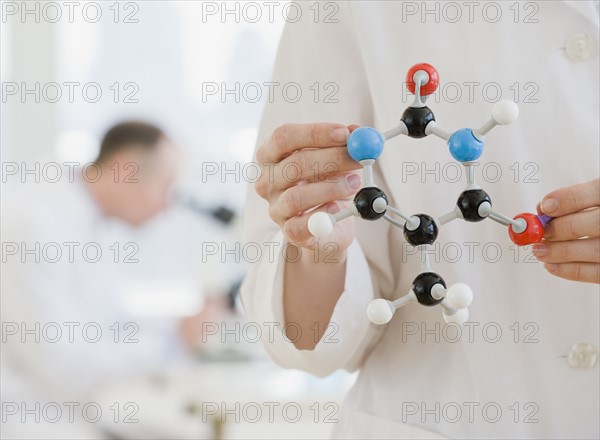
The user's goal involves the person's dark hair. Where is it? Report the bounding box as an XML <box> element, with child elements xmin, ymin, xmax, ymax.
<box><xmin>95</xmin><ymin>121</ymin><xmax>165</xmax><ymax>164</ymax></box>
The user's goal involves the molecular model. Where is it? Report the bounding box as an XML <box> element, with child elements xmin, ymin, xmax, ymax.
<box><xmin>307</xmin><ymin>63</ymin><xmax>553</xmax><ymax>326</ymax></box>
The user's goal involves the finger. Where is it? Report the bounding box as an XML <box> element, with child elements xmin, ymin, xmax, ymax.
<box><xmin>532</xmin><ymin>238</ymin><xmax>600</xmax><ymax>264</ymax></box>
<box><xmin>538</xmin><ymin>178</ymin><xmax>600</xmax><ymax>217</ymax></box>
<box><xmin>282</xmin><ymin>201</ymin><xmax>356</xmax><ymax>245</ymax></box>
<box><xmin>543</xmin><ymin>262</ymin><xmax>600</xmax><ymax>284</ymax></box>
<box><xmin>535</xmin><ymin>201</ymin><xmax>552</xmax><ymax>216</ymax></box>
<box><xmin>282</xmin><ymin>203</ymin><xmax>336</xmax><ymax>245</ymax></box>
<box><xmin>270</xmin><ymin>173</ymin><xmax>361</xmax><ymax>223</ymax></box>
<box><xmin>543</xmin><ymin>208</ymin><xmax>600</xmax><ymax>241</ymax></box>
<box><xmin>270</xmin><ymin>146</ymin><xmax>361</xmax><ymax>192</ymax></box>
<box><xmin>258</xmin><ymin>123</ymin><xmax>350</xmax><ymax>163</ymax></box>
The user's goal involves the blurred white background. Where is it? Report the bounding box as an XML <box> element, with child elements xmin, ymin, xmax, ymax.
<box><xmin>1</xmin><ymin>2</ymin><xmax>355</xmax><ymax>439</ymax></box>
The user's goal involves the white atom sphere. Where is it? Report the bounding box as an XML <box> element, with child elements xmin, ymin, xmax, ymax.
<box><xmin>307</xmin><ymin>212</ymin><xmax>334</xmax><ymax>237</ymax></box>
<box><xmin>367</xmin><ymin>299</ymin><xmax>395</xmax><ymax>325</ymax></box>
<box><xmin>492</xmin><ymin>99</ymin><xmax>519</xmax><ymax>125</ymax></box>
<box><xmin>443</xmin><ymin>308</ymin><xmax>469</xmax><ymax>325</ymax></box>
<box><xmin>445</xmin><ymin>283</ymin><xmax>474</xmax><ymax>309</ymax></box>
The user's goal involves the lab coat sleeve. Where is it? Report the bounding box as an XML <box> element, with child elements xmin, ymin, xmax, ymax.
<box><xmin>240</xmin><ymin>2</ymin><xmax>386</xmax><ymax>377</ymax></box>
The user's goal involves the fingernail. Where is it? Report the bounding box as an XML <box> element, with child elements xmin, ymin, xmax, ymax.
<box><xmin>532</xmin><ymin>243</ymin><xmax>547</xmax><ymax>257</ymax></box>
<box><xmin>347</xmin><ymin>174</ymin><xmax>361</xmax><ymax>190</ymax></box>
<box><xmin>541</xmin><ymin>198</ymin><xmax>558</xmax><ymax>214</ymax></box>
<box><xmin>331</xmin><ymin>127</ymin><xmax>349</xmax><ymax>143</ymax></box>
<box><xmin>544</xmin><ymin>263</ymin><xmax>559</xmax><ymax>272</ymax></box>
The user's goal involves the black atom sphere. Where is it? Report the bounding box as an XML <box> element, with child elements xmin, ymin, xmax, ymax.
<box><xmin>403</xmin><ymin>213</ymin><xmax>438</xmax><ymax>246</ymax></box>
<box><xmin>354</xmin><ymin>187</ymin><xmax>388</xmax><ymax>220</ymax></box>
<box><xmin>457</xmin><ymin>189</ymin><xmax>491</xmax><ymax>222</ymax></box>
<box><xmin>401</xmin><ymin>106</ymin><xmax>435</xmax><ymax>138</ymax></box>
<box><xmin>412</xmin><ymin>272</ymin><xmax>446</xmax><ymax>306</ymax></box>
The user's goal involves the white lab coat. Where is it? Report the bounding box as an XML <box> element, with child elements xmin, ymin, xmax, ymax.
<box><xmin>241</xmin><ymin>2</ymin><xmax>599</xmax><ymax>438</ymax></box>
<box><xmin>1</xmin><ymin>179</ymin><xmax>183</xmax><ymax>438</ymax></box>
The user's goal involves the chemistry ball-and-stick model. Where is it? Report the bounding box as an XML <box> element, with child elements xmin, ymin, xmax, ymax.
<box><xmin>307</xmin><ymin>63</ymin><xmax>553</xmax><ymax>326</ymax></box>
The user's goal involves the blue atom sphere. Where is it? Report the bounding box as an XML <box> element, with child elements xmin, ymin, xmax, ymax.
<box><xmin>346</xmin><ymin>127</ymin><xmax>384</xmax><ymax>162</ymax></box>
<box><xmin>448</xmin><ymin>128</ymin><xmax>484</xmax><ymax>162</ymax></box>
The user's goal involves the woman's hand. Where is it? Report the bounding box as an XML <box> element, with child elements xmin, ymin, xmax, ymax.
<box><xmin>533</xmin><ymin>178</ymin><xmax>600</xmax><ymax>284</ymax></box>
<box><xmin>255</xmin><ymin>122</ymin><xmax>361</xmax><ymax>258</ymax></box>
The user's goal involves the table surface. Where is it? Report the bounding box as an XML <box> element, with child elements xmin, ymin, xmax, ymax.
<box><xmin>94</xmin><ymin>357</ymin><xmax>356</xmax><ymax>439</ymax></box>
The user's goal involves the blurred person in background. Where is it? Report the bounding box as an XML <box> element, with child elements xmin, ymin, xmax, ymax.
<box><xmin>1</xmin><ymin>121</ymin><xmax>222</xmax><ymax>438</ymax></box>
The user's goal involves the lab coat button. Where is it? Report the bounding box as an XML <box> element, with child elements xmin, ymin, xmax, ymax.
<box><xmin>565</xmin><ymin>33</ymin><xmax>597</xmax><ymax>61</ymax></box>
<box><xmin>567</xmin><ymin>343</ymin><xmax>598</xmax><ymax>369</ymax></box>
